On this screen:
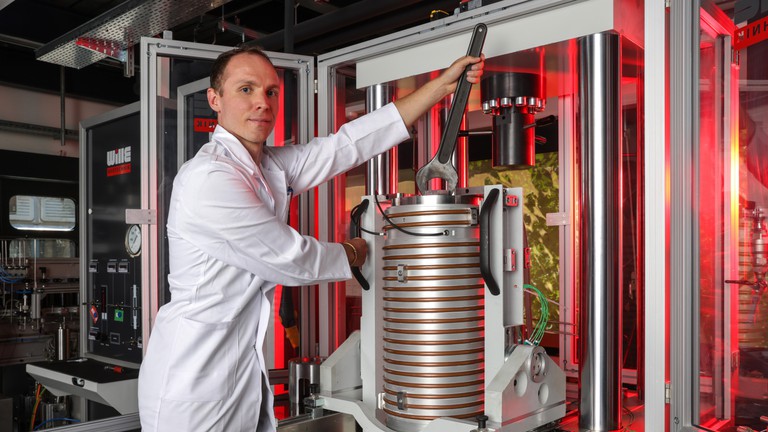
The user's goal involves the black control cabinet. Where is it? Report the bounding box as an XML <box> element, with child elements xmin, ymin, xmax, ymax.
<box><xmin>82</xmin><ymin>103</ymin><xmax>142</xmax><ymax>365</ymax></box>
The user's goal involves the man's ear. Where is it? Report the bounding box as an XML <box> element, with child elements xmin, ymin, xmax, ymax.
<box><xmin>207</xmin><ymin>87</ymin><xmax>221</xmax><ymax>113</ymax></box>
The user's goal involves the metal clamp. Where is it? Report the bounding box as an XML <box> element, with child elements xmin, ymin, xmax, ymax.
<box><xmin>396</xmin><ymin>391</ymin><xmax>407</xmax><ymax>410</ymax></box>
<box><xmin>397</xmin><ymin>264</ymin><xmax>408</xmax><ymax>283</ymax></box>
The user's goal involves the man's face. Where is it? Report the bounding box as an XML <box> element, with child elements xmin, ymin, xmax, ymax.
<box><xmin>207</xmin><ymin>53</ymin><xmax>280</xmax><ymax>148</ymax></box>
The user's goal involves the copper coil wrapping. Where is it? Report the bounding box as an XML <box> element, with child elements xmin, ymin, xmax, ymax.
<box><xmin>381</xmin><ymin>196</ymin><xmax>484</xmax><ymax>432</ymax></box>
<box><xmin>738</xmin><ymin>210</ymin><xmax>768</xmax><ymax>349</ymax></box>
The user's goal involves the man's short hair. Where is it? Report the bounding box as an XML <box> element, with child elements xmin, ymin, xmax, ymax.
<box><xmin>209</xmin><ymin>45</ymin><xmax>274</xmax><ymax>93</ymax></box>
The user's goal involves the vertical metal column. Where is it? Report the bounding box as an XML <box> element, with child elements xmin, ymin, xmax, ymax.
<box><xmin>366</xmin><ymin>84</ymin><xmax>397</xmax><ymax>195</ymax></box>
<box><xmin>578</xmin><ymin>32</ymin><xmax>622</xmax><ymax>432</ymax></box>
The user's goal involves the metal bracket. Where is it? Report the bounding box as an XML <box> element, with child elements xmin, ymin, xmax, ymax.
<box><xmin>396</xmin><ymin>391</ymin><xmax>407</xmax><ymax>410</ymax></box>
<box><xmin>125</xmin><ymin>209</ymin><xmax>157</xmax><ymax>225</ymax></box>
<box><xmin>397</xmin><ymin>264</ymin><xmax>408</xmax><ymax>283</ymax></box>
<box><xmin>504</xmin><ymin>249</ymin><xmax>516</xmax><ymax>272</ymax></box>
<box><xmin>504</xmin><ymin>193</ymin><xmax>519</xmax><ymax>207</ymax></box>
<box><xmin>545</xmin><ymin>212</ymin><xmax>569</xmax><ymax>226</ymax></box>
<box><xmin>123</xmin><ymin>45</ymin><xmax>134</xmax><ymax>78</ymax></box>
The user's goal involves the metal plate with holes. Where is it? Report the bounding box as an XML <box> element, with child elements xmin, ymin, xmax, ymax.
<box><xmin>36</xmin><ymin>0</ymin><xmax>233</xmax><ymax>69</ymax></box>
<box><xmin>277</xmin><ymin>412</ymin><xmax>357</xmax><ymax>432</ymax></box>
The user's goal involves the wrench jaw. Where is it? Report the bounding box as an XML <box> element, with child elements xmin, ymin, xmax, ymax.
<box><xmin>415</xmin><ymin>159</ymin><xmax>458</xmax><ymax>194</ymax></box>
<box><xmin>414</xmin><ymin>170</ymin><xmax>430</xmax><ymax>195</ymax></box>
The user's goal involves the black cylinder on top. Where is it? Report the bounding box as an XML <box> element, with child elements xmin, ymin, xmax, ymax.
<box><xmin>481</xmin><ymin>72</ymin><xmax>544</xmax><ymax>170</ymax></box>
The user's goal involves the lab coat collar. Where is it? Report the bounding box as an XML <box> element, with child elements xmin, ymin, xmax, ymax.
<box><xmin>210</xmin><ymin>125</ymin><xmax>260</xmax><ymax>176</ymax></box>
<box><xmin>210</xmin><ymin>124</ymin><xmax>279</xmax><ymax>209</ymax></box>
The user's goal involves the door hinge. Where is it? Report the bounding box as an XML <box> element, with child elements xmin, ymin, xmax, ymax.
<box><xmin>665</xmin><ymin>382</ymin><xmax>671</xmax><ymax>404</ymax></box>
<box><xmin>732</xmin><ymin>48</ymin><xmax>741</xmax><ymax>66</ymax></box>
<box><xmin>314</xmin><ymin>79</ymin><xmax>318</xmax><ymax>94</ymax></box>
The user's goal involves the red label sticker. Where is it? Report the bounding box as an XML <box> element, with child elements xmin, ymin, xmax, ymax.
<box><xmin>107</xmin><ymin>163</ymin><xmax>131</xmax><ymax>177</ymax></box>
<box><xmin>735</xmin><ymin>15</ymin><xmax>768</xmax><ymax>50</ymax></box>
<box><xmin>194</xmin><ymin>118</ymin><xmax>218</xmax><ymax>132</ymax></box>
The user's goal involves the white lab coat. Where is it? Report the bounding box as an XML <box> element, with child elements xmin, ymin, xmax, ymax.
<box><xmin>138</xmin><ymin>103</ymin><xmax>409</xmax><ymax>431</ymax></box>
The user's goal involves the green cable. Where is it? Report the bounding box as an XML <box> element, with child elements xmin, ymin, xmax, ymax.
<box><xmin>524</xmin><ymin>283</ymin><xmax>550</xmax><ymax>345</ymax></box>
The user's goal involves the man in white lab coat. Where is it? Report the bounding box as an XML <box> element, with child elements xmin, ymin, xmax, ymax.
<box><xmin>137</xmin><ymin>45</ymin><xmax>484</xmax><ymax>431</ymax></box>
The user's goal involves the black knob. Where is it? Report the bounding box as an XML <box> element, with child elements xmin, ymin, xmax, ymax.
<box><xmin>477</xmin><ymin>415</ymin><xmax>488</xmax><ymax>429</ymax></box>
<box><xmin>309</xmin><ymin>383</ymin><xmax>320</xmax><ymax>395</ymax></box>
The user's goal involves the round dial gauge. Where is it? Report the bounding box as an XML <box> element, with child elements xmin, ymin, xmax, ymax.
<box><xmin>125</xmin><ymin>225</ymin><xmax>142</xmax><ymax>257</ymax></box>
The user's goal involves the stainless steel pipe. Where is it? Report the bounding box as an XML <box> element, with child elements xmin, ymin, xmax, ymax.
<box><xmin>578</xmin><ymin>32</ymin><xmax>623</xmax><ymax>432</ymax></box>
<box><xmin>366</xmin><ymin>84</ymin><xmax>397</xmax><ymax>195</ymax></box>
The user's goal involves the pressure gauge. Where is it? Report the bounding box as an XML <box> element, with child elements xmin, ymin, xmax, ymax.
<box><xmin>125</xmin><ymin>225</ymin><xmax>142</xmax><ymax>257</ymax></box>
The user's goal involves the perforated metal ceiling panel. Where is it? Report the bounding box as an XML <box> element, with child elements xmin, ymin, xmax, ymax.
<box><xmin>36</xmin><ymin>0</ymin><xmax>232</xmax><ymax>69</ymax></box>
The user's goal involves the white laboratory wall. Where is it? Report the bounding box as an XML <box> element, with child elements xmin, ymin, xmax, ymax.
<box><xmin>0</xmin><ymin>84</ymin><xmax>121</xmax><ymax>157</ymax></box>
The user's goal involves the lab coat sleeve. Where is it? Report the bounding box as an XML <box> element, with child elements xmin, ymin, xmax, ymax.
<box><xmin>274</xmin><ymin>102</ymin><xmax>410</xmax><ymax>195</ymax></box>
<box><xmin>176</xmin><ymin>162</ymin><xmax>351</xmax><ymax>286</ymax></box>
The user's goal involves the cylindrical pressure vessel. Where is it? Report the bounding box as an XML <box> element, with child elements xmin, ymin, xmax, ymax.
<box><xmin>381</xmin><ymin>194</ymin><xmax>485</xmax><ymax>432</ymax></box>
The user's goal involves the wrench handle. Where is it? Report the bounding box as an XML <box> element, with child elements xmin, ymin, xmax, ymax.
<box><xmin>436</xmin><ymin>23</ymin><xmax>487</xmax><ymax>164</ymax></box>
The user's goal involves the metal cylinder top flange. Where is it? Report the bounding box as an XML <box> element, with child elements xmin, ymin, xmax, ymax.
<box><xmin>480</xmin><ymin>72</ymin><xmax>545</xmax><ymax>170</ymax></box>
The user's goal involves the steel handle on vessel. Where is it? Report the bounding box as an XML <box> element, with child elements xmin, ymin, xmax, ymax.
<box><xmin>351</xmin><ymin>199</ymin><xmax>370</xmax><ymax>290</ymax></box>
<box><xmin>480</xmin><ymin>188</ymin><xmax>500</xmax><ymax>295</ymax></box>
<box><xmin>351</xmin><ymin>266</ymin><xmax>369</xmax><ymax>291</ymax></box>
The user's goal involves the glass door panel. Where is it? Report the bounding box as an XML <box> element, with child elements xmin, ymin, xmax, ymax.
<box><xmin>141</xmin><ymin>39</ymin><xmax>313</xmax><ymax>420</ymax></box>
<box><xmin>732</xmin><ymin>0</ymin><xmax>768</xmax><ymax>429</ymax></box>
<box><xmin>696</xmin><ymin>23</ymin><xmax>727</xmax><ymax>426</ymax></box>
<box><xmin>694</xmin><ymin>7</ymin><xmax>738</xmax><ymax>429</ymax></box>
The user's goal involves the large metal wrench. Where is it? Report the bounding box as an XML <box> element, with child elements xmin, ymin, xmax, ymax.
<box><xmin>415</xmin><ymin>23</ymin><xmax>487</xmax><ymax>194</ymax></box>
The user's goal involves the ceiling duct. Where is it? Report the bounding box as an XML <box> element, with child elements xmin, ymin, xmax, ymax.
<box><xmin>35</xmin><ymin>0</ymin><xmax>233</xmax><ymax>69</ymax></box>
<box><xmin>252</xmin><ymin>0</ymin><xmax>440</xmax><ymax>51</ymax></box>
